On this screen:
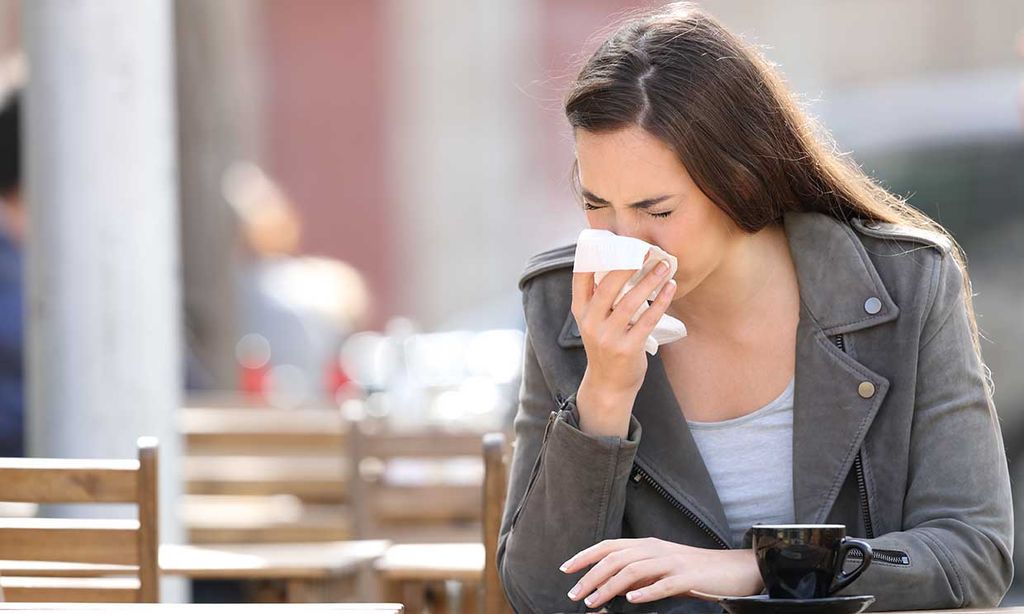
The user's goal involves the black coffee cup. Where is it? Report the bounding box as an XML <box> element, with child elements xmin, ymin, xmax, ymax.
<box><xmin>751</xmin><ymin>524</ymin><xmax>872</xmax><ymax>599</ymax></box>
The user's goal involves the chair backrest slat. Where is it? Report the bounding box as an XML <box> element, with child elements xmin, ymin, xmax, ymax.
<box><xmin>0</xmin><ymin>461</ymin><xmax>139</xmax><ymax>503</ymax></box>
<box><xmin>359</xmin><ymin>432</ymin><xmax>482</xmax><ymax>459</ymax></box>
<box><xmin>0</xmin><ymin>576</ymin><xmax>140</xmax><ymax>603</ymax></box>
<box><xmin>0</xmin><ymin>519</ymin><xmax>140</xmax><ymax>565</ymax></box>
<box><xmin>350</xmin><ymin>422</ymin><xmax>488</xmax><ymax>542</ymax></box>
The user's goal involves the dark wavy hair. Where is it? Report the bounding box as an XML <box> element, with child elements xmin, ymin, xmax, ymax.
<box><xmin>564</xmin><ymin>2</ymin><xmax>984</xmax><ymax>366</ymax></box>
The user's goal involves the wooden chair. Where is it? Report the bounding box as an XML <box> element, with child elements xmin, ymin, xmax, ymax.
<box><xmin>179</xmin><ymin>404</ymin><xmax>351</xmax><ymax>544</ymax></box>
<box><xmin>0</xmin><ymin>437</ymin><xmax>160</xmax><ymax>602</ymax></box>
<box><xmin>375</xmin><ymin>432</ymin><xmax>512</xmax><ymax>614</ymax></box>
<box><xmin>481</xmin><ymin>433</ymin><xmax>513</xmax><ymax>614</ymax></box>
<box><xmin>349</xmin><ymin>422</ymin><xmax>485</xmax><ymax>544</ymax></box>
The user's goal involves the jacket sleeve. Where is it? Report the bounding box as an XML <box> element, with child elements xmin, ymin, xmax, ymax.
<box><xmin>497</xmin><ymin>323</ymin><xmax>642</xmax><ymax>613</ymax></box>
<box><xmin>840</xmin><ymin>252</ymin><xmax>1014</xmax><ymax>610</ymax></box>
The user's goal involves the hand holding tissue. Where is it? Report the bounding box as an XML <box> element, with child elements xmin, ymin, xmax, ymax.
<box><xmin>573</xmin><ymin>229</ymin><xmax>688</xmax><ymax>355</ymax></box>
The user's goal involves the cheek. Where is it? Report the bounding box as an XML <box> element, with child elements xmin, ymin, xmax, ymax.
<box><xmin>655</xmin><ymin>218</ymin><xmax>726</xmax><ymax>279</ymax></box>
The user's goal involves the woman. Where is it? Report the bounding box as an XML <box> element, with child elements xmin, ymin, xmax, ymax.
<box><xmin>497</xmin><ymin>3</ymin><xmax>1013</xmax><ymax>613</ymax></box>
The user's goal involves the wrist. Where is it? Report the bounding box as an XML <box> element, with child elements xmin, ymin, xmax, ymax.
<box><xmin>576</xmin><ymin>375</ymin><xmax>637</xmax><ymax>438</ymax></box>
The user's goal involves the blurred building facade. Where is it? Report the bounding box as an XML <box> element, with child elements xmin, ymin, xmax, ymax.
<box><xmin>204</xmin><ymin>0</ymin><xmax>1024</xmax><ymax>329</ymax></box>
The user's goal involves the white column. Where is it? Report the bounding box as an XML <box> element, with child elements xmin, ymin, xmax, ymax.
<box><xmin>23</xmin><ymin>0</ymin><xmax>183</xmax><ymax>592</ymax></box>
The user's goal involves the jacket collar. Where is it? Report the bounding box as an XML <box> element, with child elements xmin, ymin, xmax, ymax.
<box><xmin>560</xmin><ymin>212</ymin><xmax>898</xmax><ymax>539</ymax></box>
<box><xmin>783</xmin><ymin>211</ymin><xmax>899</xmax><ymax>334</ymax></box>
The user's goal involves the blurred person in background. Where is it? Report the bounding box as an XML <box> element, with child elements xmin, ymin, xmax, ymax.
<box><xmin>0</xmin><ymin>85</ymin><xmax>22</xmax><ymax>458</ymax></box>
<box><xmin>224</xmin><ymin>162</ymin><xmax>370</xmax><ymax>407</ymax></box>
<box><xmin>499</xmin><ymin>4</ymin><xmax>1012</xmax><ymax>612</ymax></box>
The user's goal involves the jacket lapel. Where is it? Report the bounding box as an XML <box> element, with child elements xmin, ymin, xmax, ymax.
<box><xmin>632</xmin><ymin>354</ymin><xmax>732</xmax><ymax>544</ymax></box>
<box><xmin>784</xmin><ymin>212</ymin><xmax>898</xmax><ymax>523</ymax></box>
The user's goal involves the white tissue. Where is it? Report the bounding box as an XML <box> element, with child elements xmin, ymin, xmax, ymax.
<box><xmin>573</xmin><ymin>229</ymin><xmax>687</xmax><ymax>355</ymax></box>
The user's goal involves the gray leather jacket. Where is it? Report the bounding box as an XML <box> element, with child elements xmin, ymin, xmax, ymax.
<box><xmin>498</xmin><ymin>211</ymin><xmax>1013</xmax><ymax>613</ymax></box>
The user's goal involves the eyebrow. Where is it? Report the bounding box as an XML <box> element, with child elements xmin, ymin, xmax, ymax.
<box><xmin>580</xmin><ymin>188</ymin><xmax>673</xmax><ymax>210</ymax></box>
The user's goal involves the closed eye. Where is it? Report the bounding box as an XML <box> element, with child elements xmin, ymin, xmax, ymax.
<box><xmin>584</xmin><ymin>201</ymin><xmax>673</xmax><ymax>219</ymax></box>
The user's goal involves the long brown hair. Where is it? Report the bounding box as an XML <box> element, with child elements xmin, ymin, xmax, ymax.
<box><xmin>564</xmin><ymin>2</ymin><xmax>986</xmax><ymax>369</ymax></box>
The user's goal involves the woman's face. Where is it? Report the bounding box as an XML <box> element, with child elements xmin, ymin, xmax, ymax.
<box><xmin>574</xmin><ymin>125</ymin><xmax>742</xmax><ymax>299</ymax></box>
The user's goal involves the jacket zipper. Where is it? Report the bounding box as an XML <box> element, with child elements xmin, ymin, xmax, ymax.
<box><xmin>832</xmin><ymin>333</ymin><xmax>876</xmax><ymax>539</ymax></box>
<box><xmin>847</xmin><ymin>548</ymin><xmax>910</xmax><ymax>566</ymax></box>
<box><xmin>852</xmin><ymin>454</ymin><xmax>875</xmax><ymax>539</ymax></box>
<box><xmin>630</xmin><ymin>465</ymin><xmax>730</xmax><ymax>549</ymax></box>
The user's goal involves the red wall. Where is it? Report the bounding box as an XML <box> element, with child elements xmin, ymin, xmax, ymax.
<box><xmin>261</xmin><ymin>0</ymin><xmax>394</xmax><ymax>330</ymax></box>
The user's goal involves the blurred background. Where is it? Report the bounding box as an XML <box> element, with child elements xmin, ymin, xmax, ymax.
<box><xmin>0</xmin><ymin>0</ymin><xmax>1020</xmax><ymax>608</ymax></box>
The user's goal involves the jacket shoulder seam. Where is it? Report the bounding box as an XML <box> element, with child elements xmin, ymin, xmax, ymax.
<box><xmin>919</xmin><ymin>250</ymin><xmax>952</xmax><ymax>350</ymax></box>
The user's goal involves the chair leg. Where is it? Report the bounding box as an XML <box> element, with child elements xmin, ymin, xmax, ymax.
<box><xmin>384</xmin><ymin>578</ymin><xmax>426</xmax><ymax>614</ymax></box>
<box><xmin>458</xmin><ymin>581</ymin><xmax>481</xmax><ymax>614</ymax></box>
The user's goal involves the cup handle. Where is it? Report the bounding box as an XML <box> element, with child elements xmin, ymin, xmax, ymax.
<box><xmin>830</xmin><ymin>537</ymin><xmax>873</xmax><ymax>595</ymax></box>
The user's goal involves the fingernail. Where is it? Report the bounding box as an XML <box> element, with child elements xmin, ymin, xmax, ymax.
<box><xmin>656</xmin><ymin>261</ymin><xmax>669</xmax><ymax>276</ymax></box>
<box><xmin>559</xmin><ymin>558</ymin><xmax>573</xmax><ymax>572</ymax></box>
<box><xmin>568</xmin><ymin>584</ymin><xmax>581</xmax><ymax>600</ymax></box>
<box><xmin>627</xmin><ymin>590</ymin><xmax>642</xmax><ymax>602</ymax></box>
<box><xmin>584</xmin><ymin>595</ymin><xmax>596</xmax><ymax>607</ymax></box>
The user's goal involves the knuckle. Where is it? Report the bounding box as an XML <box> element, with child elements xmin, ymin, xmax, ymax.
<box><xmin>621</xmin><ymin>563</ymin><xmax>640</xmax><ymax>580</ymax></box>
<box><xmin>644</xmin><ymin>582</ymin><xmax>664</xmax><ymax>599</ymax></box>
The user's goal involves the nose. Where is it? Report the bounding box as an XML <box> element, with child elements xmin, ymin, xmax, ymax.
<box><xmin>593</xmin><ymin>211</ymin><xmax>653</xmax><ymax>243</ymax></box>
<box><xmin>609</xmin><ymin>223</ymin><xmax>651</xmax><ymax>244</ymax></box>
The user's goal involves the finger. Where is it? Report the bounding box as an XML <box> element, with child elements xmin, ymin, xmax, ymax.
<box><xmin>626</xmin><ymin>575</ymin><xmax>690</xmax><ymax>604</ymax></box>
<box><xmin>567</xmin><ymin>548</ymin><xmax>651</xmax><ymax>603</ymax></box>
<box><xmin>582</xmin><ymin>559</ymin><xmax>664</xmax><ymax>609</ymax></box>
<box><xmin>588</xmin><ymin>269</ymin><xmax>636</xmax><ymax>319</ymax></box>
<box><xmin>571</xmin><ymin>271</ymin><xmax>595</xmax><ymax>319</ymax></box>
<box><xmin>625</xmin><ymin>278</ymin><xmax>677</xmax><ymax>346</ymax></box>
<box><xmin>606</xmin><ymin>258</ymin><xmax>673</xmax><ymax>330</ymax></box>
<box><xmin>560</xmin><ymin>539</ymin><xmax>634</xmax><ymax>574</ymax></box>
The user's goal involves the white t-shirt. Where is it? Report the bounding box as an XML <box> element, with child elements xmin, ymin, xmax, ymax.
<box><xmin>687</xmin><ymin>378</ymin><xmax>796</xmax><ymax>547</ymax></box>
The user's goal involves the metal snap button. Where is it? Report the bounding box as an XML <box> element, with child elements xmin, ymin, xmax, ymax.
<box><xmin>858</xmin><ymin>381</ymin><xmax>876</xmax><ymax>399</ymax></box>
<box><xmin>864</xmin><ymin>297</ymin><xmax>882</xmax><ymax>315</ymax></box>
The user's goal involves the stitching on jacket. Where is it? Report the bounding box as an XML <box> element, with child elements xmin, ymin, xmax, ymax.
<box><xmin>851</xmin><ymin>219</ymin><xmax>951</xmax><ymax>253</ymax></box>
<box><xmin>594</xmin><ymin>433</ymin><xmax>616</xmax><ymax>546</ymax></box>
<box><xmin>635</xmin><ymin>458</ymin><xmax>730</xmax><ymax>543</ymax></box>
<box><xmin>863</xmin><ymin>447</ymin><xmax>880</xmax><ymax>535</ymax></box>
<box><xmin>917</xmin><ymin>251</ymin><xmax>945</xmax><ymax>348</ymax></box>
<box><xmin>822</xmin><ymin>223</ymin><xmax>896</xmax><ymax>331</ymax></box>
<box><xmin>919</xmin><ymin>529</ymin><xmax>967</xmax><ymax>607</ymax></box>
<box><xmin>828</xmin><ymin>311</ymin><xmax>888</xmax><ymax>331</ymax></box>
<box><xmin>919</xmin><ymin>255</ymin><xmax>963</xmax><ymax>352</ymax></box>
<box><xmin>815</xmin><ymin>329</ymin><xmax>887</xmax><ymax>382</ymax></box>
